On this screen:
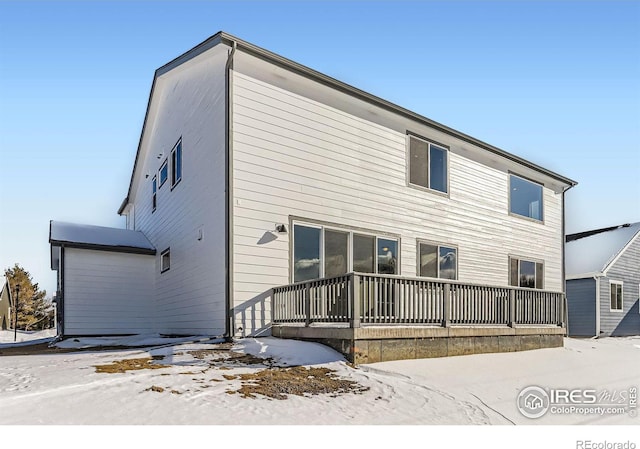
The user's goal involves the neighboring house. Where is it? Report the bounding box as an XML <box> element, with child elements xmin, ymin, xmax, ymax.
<box><xmin>566</xmin><ymin>222</ymin><xmax>640</xmax><ymax>337</ymax></box>
<box><xmin>50</xmin><ymin>32</ymin><xmax>577</xmax><ymax>361</ymax></box>
<box><xmin>0</xmin><ymin>275</ymin><xmax>13</xmax><ymax>330</ymax></box>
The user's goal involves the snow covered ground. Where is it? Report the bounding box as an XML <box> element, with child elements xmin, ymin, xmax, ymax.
<box><xmin>0</xmin><ymin>328</ymin><xmax>57</xmax><ymax>346</ymax></box>
<box><xmin>1</xmin><ymin>332</ymin><xmax>638</xmax><ymax>444</ymax></box>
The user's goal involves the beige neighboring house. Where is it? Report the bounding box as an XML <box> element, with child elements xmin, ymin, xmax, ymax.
<box><xmin>0</xmin><ymin>276</ymin><xmax>13</xmax><ymax>330</ymax></box>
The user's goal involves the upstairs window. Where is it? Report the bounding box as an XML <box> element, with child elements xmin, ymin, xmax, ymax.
<box><xmin>408</xmin><ymin>135</ymin><xmax>448</xmax><ymax>194</ymax></box>
<box><xmin>610</xmin><ymin>281</ymin><xmax>623</xmax><ymax>311</ymax></box>
<box><xmin>509</xmin><ymin>257</ymin><xmax>544</xmax><ymax>289</ymax></box>
<box><xmin>152</xmin><ymin>176</ymin><xmax>157</xmax><ymax>212</ymax></box>
<box><xmin>171</xmin><ymin>139</ymin><xmax>182</xmax><ymax>188</ymax></box>
<box><xmin>418</xmin><ymin>242</ymin><xmax>458</xmax><ymax>280</ymax></box>
<box><xmin>510</xmin><ymin>174</ymin><xmax>543</xmax><ymax>221</ymax></box>
<box><xmin>159</xmin><ymin>159</ymin><xmax>168</xmax><ymax>187</ymax></box>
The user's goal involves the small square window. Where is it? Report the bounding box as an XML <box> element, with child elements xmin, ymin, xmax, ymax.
<box><xmin>418</xmin><ymin>242</ymin><xmax>457</xmax><ymax>280</ymax></box>
<box><xmin>159</xmin><ymin>159</ymin><xmax>168</xmax><ymax>187</ymax></box>
<box><xmin>509</xmin><ymin>174</ymin><xmax>543</xmax><ymax>221</ymax></box>
<box><xmin>161</xmin><ymin>248</ymin><xmax>170</xmax><ymax>273</ymax></box>
<box><xmin>171</xmin><ymin>139</ymin><xmax>182</xmax><ymax>188</ymax></box>
<box><xmin>509</xmin><ymin>257</ymin><xmax>544</xmax><ymax>289</ymax></box>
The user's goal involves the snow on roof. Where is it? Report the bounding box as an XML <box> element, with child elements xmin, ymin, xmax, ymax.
<box><xmin>49</xmin><ymin>221</ymin><xmax>155</xmax><ymax>253</ymax></box>
<box><xmin>566</xmin><ymin>222</ymin><xmax>640</xmax><ymax>277</ymax></box>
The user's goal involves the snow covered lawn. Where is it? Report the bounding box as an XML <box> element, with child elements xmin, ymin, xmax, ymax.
<box><xmin>0</xmin><ymin>333</ymin><xmax>638</xmax><ymax>426</ymax></box>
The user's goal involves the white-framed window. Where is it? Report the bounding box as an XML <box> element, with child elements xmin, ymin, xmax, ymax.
<box><xmin>610</xmin><ymin>281</ymin><xmax>623</xmax><ymax>312</ymax></box>
<box><xmin>171</xmin><ymin>138</ymin><xmax>182</xmax><ymax>188</ymax></box>
<box><xmin>152</xmin><ymin>176</ymin><xmax>157</xmax><ymax>212</ymax></box>
<box><xmin>509</xmin><ymin>256</ymin><xmax>544</xmax><ymax>289</ymax></box>
<box><xmin>160</xmin><ymin>248</ymin><xmax>171</xmax><ymax>273</ymax></box>
<box><xmin>418</xmin><ymin>241</ymin><xmax>458</xmax><ymax>280</ymax></box>
<box><xmin>408</xmin><ymin>134</ymin><xmax>448</xmax><ymax>194</ymax></box>
<box><xmin>159</xmin><ymin>159</ymin><xmax>168</xmax><ymax>187</ymax></box>
<box><xmin>509</xmin><ymin>174</ymin><xmax>543</xmax><ymax>221</ymax></box>
<box><xmin>292</xmin><ymin>221</ymin><xmax>399</xmax><ymax>283</ymax></box>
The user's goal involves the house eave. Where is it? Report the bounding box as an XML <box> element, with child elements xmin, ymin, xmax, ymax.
<box><xmin>117</xmin><ymin>197</ymin><xmax>130</xmax><ymax>215</ymax></box>
<box><xmin>118</xmin><ymin>31</ymin><xmax>577</xmax><ymax>211</ymax></box>
<box><xmin>50</xmin><ymin>240</ymin><xmax>156</xmax><ymax>256</ymax></box>
<box><xmin>566</xmin><ymin>272</ymin><xmax>605</xmax><ymax>281</ymax></box>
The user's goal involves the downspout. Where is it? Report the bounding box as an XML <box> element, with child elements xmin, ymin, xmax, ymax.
<box><xmin>224</xmin><ymin>41</ymin><xmax>237</xmax><ymax>340</ymax></box>
<box><xmin>561</xmin><ymin>185</ymin><xmax>571</xmax><ymax>331</ymax></box>
<box><xmin>594</xmin><ymin>275</ymin><xmax>600</xmax><ymax>338</ymax></box>
<box><xmin>59</xmin><ymin>246</ymin><xmax>65</xmax><ymax>338</ymax></box>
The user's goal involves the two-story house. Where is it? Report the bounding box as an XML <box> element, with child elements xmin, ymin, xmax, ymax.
<box><xmin>50</xmin><ymin>32</ymin><xmax>576</xmax><ymax>362</ymax></box>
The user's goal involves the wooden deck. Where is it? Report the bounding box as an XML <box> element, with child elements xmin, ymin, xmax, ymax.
<box><xmin>272</xmin><ymin>273</ymin><xmax>566</xmax><ymax>363</ymax></box>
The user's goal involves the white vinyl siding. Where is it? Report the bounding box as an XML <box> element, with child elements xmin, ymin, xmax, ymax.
<box><xmin>63</xmin><ymin>249</ymin><xmax>155</xmax><ymax>335</ymax></box>
<box><xmin>231</xmin><ymin>70</ymin><xmax>564</xmax><ymax>335</ymax></box>
<box><xmin>129</xmin><ymin>45</ymin><xmax>228</xmax><ymax>335</ymax></box>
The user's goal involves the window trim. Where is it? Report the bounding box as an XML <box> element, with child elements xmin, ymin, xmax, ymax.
<box><xmin>289</xmin><ymin>218</ymin><xmax>401</xmax><ymax>283</ymax></box>
<box><xmin>160</xmin><ymin>247</ymin><xmax>171</xmax><ymax>273</ymax></box>
<box><xmin>509</xmin><ymin>255</ymin><xmax>544</xmax><ymax>289</ymax></box>
<box><xmin>416</xmin><ymin>240</ymin><xmax>458</xmax><ymax>280</ymax></box>
<box><xmin>610</xmin><ymin>280</ymin><xmax>623</xmax><ymax>312</ymax></box>
<box><xmin>151</xmin><ymin>176</ymin><xmax>157</xmax><ymax>213</ymax></box>
<box><xmin>508</xmin><ymin>172</ymin><xmax>544</xmax><ymax>223</ymax></box>
<box><xmin>159</xmin><ymin>158</ymin><xmax>168</xmax><ymax>188</ymax></box>
<box><xmin>170</xmin><ymin>138</ymin><xmax>182</xmax><ymax>190</ymax></box>
<box><xmin>406</xmin><ymin>132</ymin><xmax>450</xmax><ymax>197</ymax></box>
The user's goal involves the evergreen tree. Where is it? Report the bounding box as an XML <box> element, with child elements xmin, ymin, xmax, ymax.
<box><xmin>4</xmin><ymin>264</ymin><xmax>52</xmax><ymax>331</ymax></box>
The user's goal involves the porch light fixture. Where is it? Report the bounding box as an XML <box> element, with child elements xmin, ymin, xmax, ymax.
<box><xmin>275</xmin><ymin>224</ymin><xmax>287</xmax><ymax>234</ymax></box>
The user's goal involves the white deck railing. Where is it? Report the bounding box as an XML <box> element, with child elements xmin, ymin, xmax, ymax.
<box><xmin>272</xmin><ymin>272</ymin><xmax>565</xmax><ymax>328</ymax></box>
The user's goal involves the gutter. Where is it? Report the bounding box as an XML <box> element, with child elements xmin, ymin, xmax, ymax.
<box><xmin>224</xmin><ymin>40</ymin><xmax>237</xmax><ymax>340</ymax></box>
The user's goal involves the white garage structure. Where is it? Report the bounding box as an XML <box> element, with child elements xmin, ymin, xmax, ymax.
<box><xmin>50</xmin><ymin>221</ymin><xmax>156</xmax><ymax>336</ymax></box>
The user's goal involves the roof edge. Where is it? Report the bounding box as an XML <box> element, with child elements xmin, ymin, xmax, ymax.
<box><xmin>218</xmin><ymin>32</ymin><xmax>577</xmax><ymax>187</ymax></box>
<box><xmin>567</xmin><ymin>272</ymin><xmax>604</xmax><ymax>281</ymax></box>
<box><xmin>602</xmin><ymin>227</ymin><xmax>640</xmax><ymax>275</ymax></box>
<box><xmin>118</xmin><ymin>30</ymin><xmax>578</xmax><ymax>212</ymax></box>
<box><xmin>50</xmin><ymin>240</ymin><xmax>156</xmax><ymax>256</ymax></box>
<box><xmin>566</xmin><ymin>223</ymin><xmax>635</xmax><ymax>242</ymax></box>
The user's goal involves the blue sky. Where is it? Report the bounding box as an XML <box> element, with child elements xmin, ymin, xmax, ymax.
<box><xmin>0</xmin><ymin>1</ymin><xmax>638</xmax><ymax>294</ymax></box>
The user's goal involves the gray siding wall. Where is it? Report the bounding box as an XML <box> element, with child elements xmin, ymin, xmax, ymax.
<box><xmin>231</xmin><ymin>68</ymin><xmax>564</xmax><ymax>336</ymax></box>
<box><xmin>599</xmin><ymin>236</ymin><xmax>640</xmax><ymax>336</ymax></box>
<box><xmin>128</xmin><ymin>45</ymin><xmax>228</xmax><ymax>335</ymax></box>
<box><xmin>566</xmin><ymin>278</ymin><xmax>596</xmax><ymax>337</ymax></box>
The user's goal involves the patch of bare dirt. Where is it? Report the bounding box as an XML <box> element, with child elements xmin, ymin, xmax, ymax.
<box><xmin>187</xmin><ymin>347</ymin><xmax>272</xmax><ymax>367</ymax></box>
<box><xmin>225</xmin><ymin>366</ymin><xmax>369</xmax><ymax>400</ymax></box>
<box><xmin>94</xmin><ymin>357</ymin><xmax>170</xmax><ymax>374</ymax></box>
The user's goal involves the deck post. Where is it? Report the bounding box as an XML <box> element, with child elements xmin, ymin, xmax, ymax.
<box><xmin>509</xmin><ymin>289</ymin><xmax>516</xmax><ymax>327</ymax></box>
<box><xmin>350</xmin><ymin>273</ymin><xmax>361</xmax><ymax>328</ymax></box>
<box><xmin>442</xmin><ymin>283</ymin><xmax>450</xmax><ymax>328</ymax></box>
<box><xmin>305</xmin><ymin>283</ymin><xmax>311</xmax><ymax>327</ymax></box>
<box><xmin>560</xmin><ymin>293</ymin><xmax>566</xmax><ymax>328</ymax></box>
